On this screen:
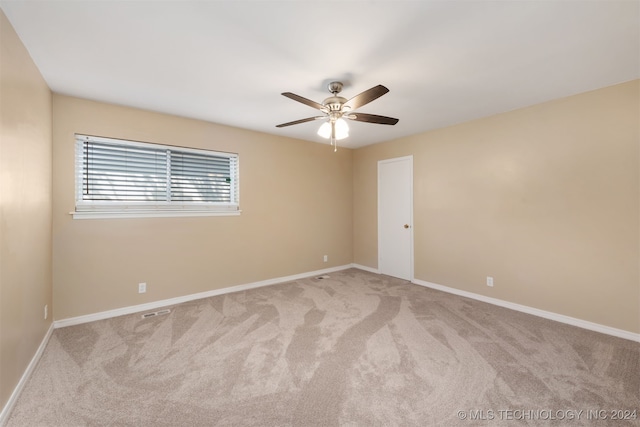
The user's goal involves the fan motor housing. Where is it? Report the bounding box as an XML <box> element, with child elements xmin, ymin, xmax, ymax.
<box><xmin>323</xmin><ymin>95</ymin><xmax>347</xmax><ymax>111</ymax></box>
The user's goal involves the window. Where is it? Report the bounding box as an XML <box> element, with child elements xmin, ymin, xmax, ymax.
<box><xmin>74</xmin><ymin>135</ymin><xmax>239</xmax><ymax>219</ymax></box>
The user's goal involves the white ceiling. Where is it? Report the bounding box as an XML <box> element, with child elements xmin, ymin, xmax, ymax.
<box><xmin>2</xmin><ymin>0</ymin><xmax>638</xmax><ymax>149</ymax></box>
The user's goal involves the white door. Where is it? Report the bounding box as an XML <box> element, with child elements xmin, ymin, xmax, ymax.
<box><xmin>378</xmin><ymin>156</ymin><xmax>413</xmax><ymax>280</ymax></box>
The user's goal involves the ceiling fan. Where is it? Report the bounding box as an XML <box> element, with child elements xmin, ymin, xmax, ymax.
<box><xmin>276</xmin><ymin>81</ymin><xmax>399</xmax><ymax>151</ymax></box>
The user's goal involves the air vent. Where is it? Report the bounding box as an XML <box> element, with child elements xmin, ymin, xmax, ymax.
<box><xmin>141</xmin><ymin>308</ymin><xmax>171</xmax><ymax>319</ymax></box>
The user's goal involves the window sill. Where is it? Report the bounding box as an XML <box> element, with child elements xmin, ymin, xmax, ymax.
<box><xmin>71</xmin><ymin>210</ymin><xmax>242</xmax><ymax>220</ymax></box>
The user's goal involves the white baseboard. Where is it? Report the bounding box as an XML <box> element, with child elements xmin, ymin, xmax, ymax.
<box><xmin>54</xmin><ymin>264</ymin><xmax>353</xmax><ymax>328</ymax></box>
<box><xmin>411</xmin><ymin>278</ymin><xmax>640</xmax><ymax>343</ymax></box>
<box><xmin>0</xmin><ymin>322</ymin><xmax>54</xmax><ymax>426</ymax></box>
<box><xmin>351</xmin><ymin>263</ymin><xmax>379</xmax><ymax>274</ymax></box>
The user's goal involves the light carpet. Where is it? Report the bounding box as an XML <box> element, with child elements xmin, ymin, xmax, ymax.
<box><xmin>7</xmin><ymin>268</ymin><xmax>639</xmax><ymax>426</ymax></box>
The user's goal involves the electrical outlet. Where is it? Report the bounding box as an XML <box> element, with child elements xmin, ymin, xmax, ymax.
<box><xmin>44</xmin><ymin>304</ymin><xmax>48</xmax><ymax>320</ymax></box>
<box><xmin>138</xmin><ymin>282</ymin><xmax>147</xmax><ymax>293</ymax></box>
<box><xmin>323</xmin><ymin>255</ymin><xmax>328</xmax><ymax>263</ymax></box>
<box><xmin>487</xmin><ymin>276</ymin><xmax>494</xmax><ymax>287</ymax></box>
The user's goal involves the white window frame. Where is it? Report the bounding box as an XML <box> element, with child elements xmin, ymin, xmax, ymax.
<box><xmin>73</xmin><ymin>134</ymin><xmax>240</xmax><ymax>219</ymax></box>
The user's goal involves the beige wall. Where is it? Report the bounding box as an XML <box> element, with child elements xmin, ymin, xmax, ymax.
<box><xmin>0</xmin><ymin>10</ymin><xmax>53</xmax><ymax>411</ymax></box>
<box><xmin>354</xmin><ymin>80</ymin><xmax>639</xmax><ymax>334</ymax></box>
<box><xmin>52</xmin><ymin>95</ymin><xmax>353</xmax><ymax>319</ymax></box>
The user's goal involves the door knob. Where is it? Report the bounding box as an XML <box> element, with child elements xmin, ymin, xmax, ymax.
<box><xmin>404</xmin><ymin>224</ymin><xmax>410</xmax><ymax>229</ymax></box>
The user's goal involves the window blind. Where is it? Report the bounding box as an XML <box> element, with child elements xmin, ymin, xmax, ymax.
<box><xmin>170</xmin><ymin>150</ymin><xmax>234</xmax><ymax>202</ymax></box>
<box><xmin>75</xmin><ymin>135</ymin><xmax>239</xmax><ymax>214</ymax></box>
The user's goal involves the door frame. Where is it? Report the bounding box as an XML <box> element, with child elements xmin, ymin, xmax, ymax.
<box><xmin>377</xmin><ymin>155</ymin><xmax>414</xmax><ymax>281</ymax></box>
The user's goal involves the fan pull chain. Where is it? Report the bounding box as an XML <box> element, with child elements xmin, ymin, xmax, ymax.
<box><xmin>331</xmin><ymin>120</ymin><xmax>337</xmax><ymax>152</ymax></box>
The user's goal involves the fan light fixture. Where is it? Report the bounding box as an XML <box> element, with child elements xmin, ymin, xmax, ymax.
<box><xmin>276</xmin><ymin>81</ymin><xmax>399</xmax><ymax>152</ymax></box>
<box><xmin>317</xmin><ymin>119</ymin><xmax>349</xmax><ymax>140</ymax></box>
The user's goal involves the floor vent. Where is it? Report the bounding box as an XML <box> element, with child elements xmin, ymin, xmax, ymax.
<box><xmin>141</xmin><ymin>309</ymin><xmax>171</xmax><ymax>319</ymax></box>
<box><xmin>316</xmin><ymin>275</ymin><xmax>331</xmax><ymax>280</ymax></box>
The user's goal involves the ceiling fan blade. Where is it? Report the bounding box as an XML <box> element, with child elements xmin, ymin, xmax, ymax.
<box><xmin>282</xmin><ymin>92</ymin><xmax>326</xmax><ymax>111</ymax></box>
<box><xmin>346</xmin><ymin>113</ymin><xmax>399</xmax><ymax>125</ymax></box>
<box><xmin>276</xmin><ymin>116</ymin><xmax>325</xmax><ymax>128</ymax></box>
<box><xmin>343</xmin><ymin>85</ymin><xmax>389</xmax><ymax>111</ymax></box>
